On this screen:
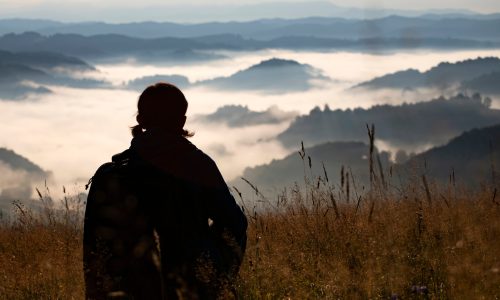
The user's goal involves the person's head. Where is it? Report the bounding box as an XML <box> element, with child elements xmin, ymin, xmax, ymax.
<box><xmin>132</xmin><ymin>82</ymin><xmax>193</xmax><ymax>138</ymax></box>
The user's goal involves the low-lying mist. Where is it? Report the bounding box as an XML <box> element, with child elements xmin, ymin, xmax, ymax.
<box><xmin>1</xmin><ymin>48</ymin><xmax>500</xmax><ymax>201</ymax></box>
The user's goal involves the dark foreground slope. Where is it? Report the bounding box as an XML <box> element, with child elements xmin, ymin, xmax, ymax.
<box><xmin>400</xmin><ymin>123</ymin><xmax>500</xmax><ymax>186</ymax></box>
<box><xmin>232</xmin><ymin>141</ymin><xmax>390</xmax><ymax>197</ymax></box>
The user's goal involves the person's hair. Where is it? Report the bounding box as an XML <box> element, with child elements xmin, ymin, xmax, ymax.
<box><xmin>131</xmin><ymin>82</ymin><xmax>194</xmax><ymax>138</ymax></box>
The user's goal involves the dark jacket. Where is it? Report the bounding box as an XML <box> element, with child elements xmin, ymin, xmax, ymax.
<box><xmin>130</xmin><ymin>130</ymin><xmax>247</xmax><ymax>298</ymax></box>
<box><xmin>84</xmin><ymin>130</ymin><xmax>247</xmax><ymax>299</ymax></box>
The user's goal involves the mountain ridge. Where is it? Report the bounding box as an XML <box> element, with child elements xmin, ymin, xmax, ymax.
<box><xmin>2</xmin><ymin>9</ymin><xmax>497</xmax><ymax>36</ymax></box>
<box><xmin>354</xmin><ymin>56</ymin><xmax>500</xmax><ymax>93</ymax></box>
<box><xmin>0</xmin><ymin>49</ymin><xmax>107</xmax><ymax>100</ymax></box>
<box><xmin>0</xmin><ymin>28</ymin><xmax>498</xmax><ymax>63</ymax></box>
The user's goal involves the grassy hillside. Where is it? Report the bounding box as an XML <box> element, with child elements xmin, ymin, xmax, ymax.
<box><xmin>0</xmin><ymin>163</ymin><xmax>499</xmax><ymax>298</ymax></box>
<box><xmin>237</xmin><ymin>183</ymin><xmax>500</xmax><ymax>298</ymax></box>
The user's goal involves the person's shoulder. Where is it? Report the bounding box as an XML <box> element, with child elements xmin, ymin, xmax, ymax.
<box><xmin>187</xmin><ymin>143</ymin><xmax>226</xmax><ymax>186</ymax></box>
<box><xmin>190</xmin><ymin>146</ymin><xmax>218</xmax><ymax>169</ymax></box>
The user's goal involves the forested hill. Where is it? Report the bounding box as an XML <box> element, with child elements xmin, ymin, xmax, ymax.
<box><xmin>0</xmin><ymin>148</ymin><xmax>46</xmax><ymax>175</ymax></box>
<box><xmin>277</xmin><ymin>94</ymin><xmax>499</xmax><ymax>149</ymax></box>
<box><xmin>354</xmin><ymin>57</ymin><xmax>500</xmax><ymax>91</ymax></box>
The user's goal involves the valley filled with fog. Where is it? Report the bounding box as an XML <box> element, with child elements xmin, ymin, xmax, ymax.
<box><xmin>2</xmin><ymin>47</ymin><xmax>500</xmax><ymax>201</ymax></box>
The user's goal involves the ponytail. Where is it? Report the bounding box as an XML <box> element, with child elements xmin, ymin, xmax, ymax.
<box><xmin>182</xmin><ymin>129</ymin><xmax>195</xmax><ymax>138</ymax></box>
<box><xmin>131</xmin><ymin>124</ymin><xmax>143</xmax><ymax>138</ymax></box>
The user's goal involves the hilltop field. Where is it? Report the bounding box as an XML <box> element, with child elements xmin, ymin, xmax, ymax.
<box><xmin>0</xmin><ymin>154</ymin><xmax>498</xmax><ymax>299</ymax></box>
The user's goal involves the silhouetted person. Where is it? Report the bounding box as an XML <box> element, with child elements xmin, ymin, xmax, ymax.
<box><xmin>84</xmin><ymin>82</ymin><xmax>248</xmax><ymax>299</ymax></box>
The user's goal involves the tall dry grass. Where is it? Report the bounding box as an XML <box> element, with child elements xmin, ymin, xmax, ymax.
<box><xmin>235</xmin><ymin>175</ymin><xmax>500</xmax><ymax>299</ymax></box>
<box><xmin>0</xmin><ymin>187</ymin><xmax>85</xmax><ymax>299</ymax></box>
<box><xmin>235</xmin><ymin>129</ymin><xmax>499</xmax><ymax>298</ymax></box>
<box><xmin>0</xmin><ymin>142</ymin><xmax>499</xmax><ymax>299</ymax></box>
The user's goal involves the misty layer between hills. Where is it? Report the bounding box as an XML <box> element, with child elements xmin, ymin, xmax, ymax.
<box><xmin>193</xmin><ymin>104</ymin><xmax>298</xmax><ymax>127</ymax></box>
<box><xmin>0</xmin><ymin>13</ymin><xmax>499</xmax><ymax>206</ymax></box>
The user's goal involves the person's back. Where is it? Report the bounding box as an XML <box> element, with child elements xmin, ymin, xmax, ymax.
<box><xmin>131</xmin><ymin>130</ymin><xmax>247</xmax><ymax>298</ymax></box>
<box><xmin>84</xmin><ymin>82</ymin><xmax>247</xmax><ymax>299</ymax></box>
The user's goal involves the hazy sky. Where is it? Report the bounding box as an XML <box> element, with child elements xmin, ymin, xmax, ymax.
<box><xmin>0</xmin><ymin>0</ymin><xmax>499</xmax><ymax>22</ymax></box>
